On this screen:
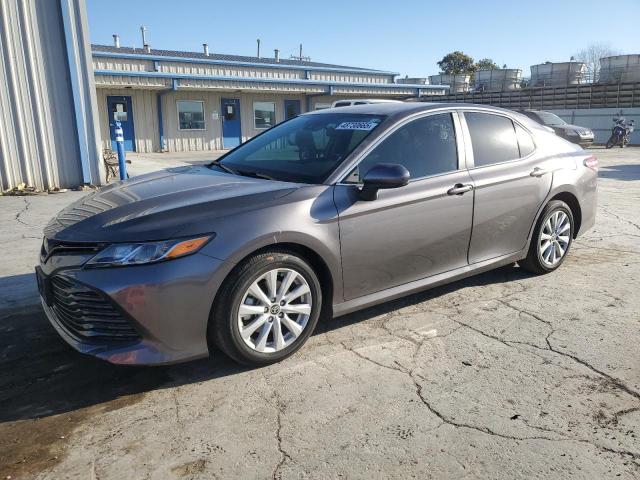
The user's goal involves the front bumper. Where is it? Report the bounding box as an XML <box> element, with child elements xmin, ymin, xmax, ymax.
<box><xmin>39</xmin><ymin>252</ymin><xmax>235</xmax><ymax>365</ymax></box>
<box><xmin>566</xmin><ymin>134</ymin><xmax>594</xmax><ymax>146</ymax></box>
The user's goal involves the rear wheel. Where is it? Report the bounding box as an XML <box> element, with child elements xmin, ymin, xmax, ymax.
<box><xmin>520</xmin><ymin>200</ymin><xmax>574</xmax><ymax>275</ymax></box>
<box><xmin>210</xmin><ymin>250</ymin><xmax>322</xmax><ymax>366</ymax></box>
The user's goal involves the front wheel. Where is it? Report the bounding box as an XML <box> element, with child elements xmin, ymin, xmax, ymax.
<box><xmin>605</xmin><ymin>136</ymin><xmax>616</xmax><ymax>149</ymax></box>
<box><xmin>210</xmin><ymin>250</ymin><xmax>322</xmax><ymax>366</ymax></box>
<box><xmin>519</xmin><ymin>200</ymin><xmax>574</xmax><ymax>275</ymax></box>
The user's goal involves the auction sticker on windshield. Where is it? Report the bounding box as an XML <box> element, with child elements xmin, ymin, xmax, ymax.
<box><xmin>336</xmin><ymin>121</ymin><xmax>379</xmax><ymax>131</ymax></box>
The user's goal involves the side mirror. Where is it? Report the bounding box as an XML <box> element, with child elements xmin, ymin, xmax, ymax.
<box><xmin>359</xmin><ymin>163</ymin><xmax>410</xmax><ymax>201</ymax></box>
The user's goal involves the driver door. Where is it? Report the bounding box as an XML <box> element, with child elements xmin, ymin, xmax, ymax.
<box><xmin>334</xmin><ymin>112</ymin><xmax>475</xmax><ymax>300</ymax></box>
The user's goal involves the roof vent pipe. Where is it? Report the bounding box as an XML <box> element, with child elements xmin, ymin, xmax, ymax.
<box><xmin>140</xmin><ymin>26</ymin><xmax>147</xmax><ymax>46</ymax></box>
<box><xmin>203</xmin><ymin>43</ymin><xmax>209</xmax><ymax>56</ymax></box>
<box><xmin>113</xmin><ymin>34</ymin><xmax>120</xmax><ymax>48</ymax></box>
<box><xmin>256</xmin><ymin>39</ymin><xmax>261</xmax><ymax>58</ymax></box>
<box><xmin>274</xmin><ymin>49</ymin><xmax>280</xmax><ymax>63</ymax></box>
<box><xmin>144</xmin><ymin>43</ymin><xmax>151</xmax><ymax>53</ymax></box>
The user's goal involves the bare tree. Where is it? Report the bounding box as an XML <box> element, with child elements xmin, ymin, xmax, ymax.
<box><xmin>573</xmin><ymin>42</ymin><xmax>620</xmax><ymax>82</ymax></box>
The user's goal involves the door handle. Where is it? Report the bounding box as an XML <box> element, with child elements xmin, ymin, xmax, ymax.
<box><xmin>530</xmin><ymin>167</ymin><xmax>550</xmax><ymax>177</ymax></box>
<box><xmin>447</xmin><ymin>183</ymin><xmax>474</xmax><ymax>195</ymax></box>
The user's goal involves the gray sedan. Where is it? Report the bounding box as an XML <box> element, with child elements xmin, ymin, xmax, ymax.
<box><xmin>37</xmin><ymin>103</ymin><xmax>597</xmax><ymax>366</ymax></box>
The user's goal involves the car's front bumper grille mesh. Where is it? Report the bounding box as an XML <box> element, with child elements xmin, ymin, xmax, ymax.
<box><xmin>50</xmin><ymin>275</ymin><xmax>140</xmax><ymax>343</ymax></box>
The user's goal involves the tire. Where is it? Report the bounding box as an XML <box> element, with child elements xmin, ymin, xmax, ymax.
<box><xmin>605</xmin><ymin>136</ymin><xmax>616</xmax><ymax>149</ymax></box>
<box><xmin>519</xmin><ymin>200</ymin><xmax>574</xmax><ymax>275</ymax></box>
<box><xmin>210</xmin><ymin>250</ymin><xmax>322</xmax><ymax>366</ymax></box>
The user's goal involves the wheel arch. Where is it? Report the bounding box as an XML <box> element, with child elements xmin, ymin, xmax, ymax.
<box><xmin>209</xmin><ymin>238</ymin><xmax>337</xmax><ymax>330</ymax></box>
<box><xmin>549</xmin><ymin>191</ymin><xmax>582</xmax><ymax>238</ymax></box>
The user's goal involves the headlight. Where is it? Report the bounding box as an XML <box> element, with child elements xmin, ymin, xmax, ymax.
<box><xmin>87</xmin><ymin>235</ymin><xmax>212</xmax><ymax>267</ymax></box>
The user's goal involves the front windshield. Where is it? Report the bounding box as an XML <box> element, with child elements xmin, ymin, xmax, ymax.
<box><xmin>216</xmin><ymin>113</ymin><xmax>386</xmax><ymax>184</ymax></box>
<box><xmin>537</xmin><ymin>112</ymin><xmax>566</xmax><ymax>126</ymax></box>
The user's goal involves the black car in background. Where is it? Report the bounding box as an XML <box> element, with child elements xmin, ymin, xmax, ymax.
<box><xmin>518</xmin><ymin>110</ymin><xmax>594</xmax><ymax>147</ymax></box>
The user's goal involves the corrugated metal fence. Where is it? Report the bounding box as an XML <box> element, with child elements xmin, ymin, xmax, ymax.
<box><xmin>0</xmin><ymin>0</ymin><xmax>102</xmax><ymax>191</ymax></box>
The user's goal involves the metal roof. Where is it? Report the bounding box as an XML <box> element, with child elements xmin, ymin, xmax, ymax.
<box><xmin>92</xmin><ymin>44</ymin><xmax>398</xmax><ymax>75</ymax></box>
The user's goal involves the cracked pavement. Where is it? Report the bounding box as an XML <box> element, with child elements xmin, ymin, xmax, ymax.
<box><xmin>0</xmin><ymin>148</ymin><xmax>638</xmax><ymax>479</ymax></box>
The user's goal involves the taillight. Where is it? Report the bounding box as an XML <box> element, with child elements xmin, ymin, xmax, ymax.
<box><xmin>583</xmin><ymin>155</ymin><xmax>598</xmax><ymax>171</ymax></box>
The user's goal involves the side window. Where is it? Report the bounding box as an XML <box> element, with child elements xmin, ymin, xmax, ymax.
<box><xmin>345</xmin><ymin>113</ymin><xmax>458</xmax><ymax>183</ymax></box>
<box><xmin>465</xmin><ymin>112</ymin><xmax>519</xmax><ymax>167</ymax></box>
<box><xmin>515</xmin><ymin>123</ymin><xmax>535</xmax><ymax>157</ymax></box>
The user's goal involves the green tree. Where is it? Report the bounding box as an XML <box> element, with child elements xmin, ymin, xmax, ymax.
<box><xmin>475</xmin><ymin>58</ymin><xmax>500</xmax><ymax>71</ymax></box>
<box><xmin>437</xmin><ymin>51</ymin><xmax>476</xmax><ymax>75</ymax></box>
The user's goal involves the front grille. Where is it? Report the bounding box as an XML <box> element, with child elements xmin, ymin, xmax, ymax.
<box><xmin>41</xmin><ymin>238</ymin><xmax>103</xmax><ymax>263</ymax></box>
<box><xmin>49</xmin><ymin>275</ymin><xmax>140</xmax><ymax>343</ymax></box>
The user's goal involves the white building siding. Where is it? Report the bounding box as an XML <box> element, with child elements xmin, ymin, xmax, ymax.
<box><xmin>96</xmin><ymin>88</ymin><xmax>160</xmax><ymax>153</ymax></box>
<box><xmin>161</xmin><ymin>92</ymin><xmax>307</xmax><ymax>152</ymax></box>
<box><xmin>0</xmin><ymin>0</ymin><xmax>101</xmax><ymax>190</ymax></box>
<box><xmin>94</xmin><ymin>73</ymin><xmax>169</xmax><ymax>89</ymax></box>
<box><xmin>97</xmin><ymin>89</ymin><xmax>310</xmax><ymax>153</ymax></box>
<box><xmin>156</xmin><ymin>61</ymin><xmax>306</xmax><ymax>81</ymax></box>
<box><xmin>309</xmin><ymin>72</ymin><xmax>394</xmax><ymax>84</ymax></box>
<box><xmin>93</xmin><ymin>57</ymin><xmax>154</xmax><ymax>72</ymax></box>
<box><xmin>93</xmin><ymin>56</ymin><xmax>394</xmax><ymax>85</ymax></box>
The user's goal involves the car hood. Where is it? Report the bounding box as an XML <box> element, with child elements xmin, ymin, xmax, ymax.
<box><xmin>45</xmin><ymin>166</ymin><xmax>299</xmax><ymax>243</ymax></box>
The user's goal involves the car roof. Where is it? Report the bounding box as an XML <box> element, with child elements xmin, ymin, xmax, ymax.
<box><xmin>306</xmin><ymin>102</ymin><xmax>524</xmax><ymax>118</ymax></box>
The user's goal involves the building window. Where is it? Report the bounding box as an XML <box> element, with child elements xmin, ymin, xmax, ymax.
<box><xmin>177</xmin><ymin>100</ymin><xmax>205</xmax><ymax>130</ymax></box>
<box><xmin>254</xmin><ymin>101</ymin><xmax>276</xmax><ymax>129</ymax></box>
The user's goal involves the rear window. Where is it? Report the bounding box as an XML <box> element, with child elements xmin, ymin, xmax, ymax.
<box><xmin>465</xmin><ymin>112</ymin><xmax>520</xmax><ymax>167</ymax></box>
<box><xmin>515</xmin><ymin>123</ymin><xmax>536</xmax><ymax>157</ymax></box>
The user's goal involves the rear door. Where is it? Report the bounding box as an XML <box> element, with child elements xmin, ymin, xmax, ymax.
<box><xmin>335</xmin><ymin>111</ymin><xmax>475</xmax><ymax>300</ymax></box>
<box><xmin>462</xmin><ymin>111</ymin><xmax>552</xmax><ymax>264</ymax></box>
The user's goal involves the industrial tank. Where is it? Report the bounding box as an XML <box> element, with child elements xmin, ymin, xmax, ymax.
<box><xmin>474</xmin><ymin>69</ymin><xmax>522</xmax><ymax>91</ymax></box>
<box><xmin>598</xmin><ymin>55</ymin><xmax>640</xmax><ymax>83</ymax></box>
<box><xmin>428</xmin><ymin>74</ymin><xmax>470</xmax><ymax>93</ymax></box>
<box><xmin>529</xmin><ymin>62</ymin><xmax>586</xmax><ymax>86</ymax></box>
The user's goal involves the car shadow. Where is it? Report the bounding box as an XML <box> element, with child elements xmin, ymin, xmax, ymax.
<box><xmin>0</xmin><ymin>264</ymin><xmax>531</xmax><ymax>424</ymax></box>
<box><xmin>598</xmin><ymin>164</ymin><xmax>640</xmax><ymax>181</ymax></box>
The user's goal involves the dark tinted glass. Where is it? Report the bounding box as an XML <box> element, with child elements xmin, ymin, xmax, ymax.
<box><xmin>465</xmin><ymin>112</ymin><xmax>519</xmax><ymax>167</ymax></box>
<box><xmin>515</xmin><ymin>123</ymin><xmax>535</xmax><ymax>157</ymax></box>
<box><xmin>219</xmin><ymin>113</ymin><xmax>385</xmax><ymax>184</ymax></box>
<box><xmin>346</xmin><ymin>113</ymin><xmax>458</xmax><ymax>183</ymax></box>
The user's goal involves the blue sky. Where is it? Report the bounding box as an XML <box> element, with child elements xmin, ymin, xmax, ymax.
<box><xmin>86</xmin><ymin>0</ymin><xmax>639</xmax><ymax>77</ymax></box>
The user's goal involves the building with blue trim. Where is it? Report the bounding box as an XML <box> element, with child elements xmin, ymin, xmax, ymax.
<box><xmin>93</xmin><ymin>44</ymin><xmax>447</xmax><ymax>153</ymax></box>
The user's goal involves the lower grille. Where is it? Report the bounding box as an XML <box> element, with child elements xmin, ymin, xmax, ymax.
<box><xmin>50</xmin><ymin>275</ymin><xmax>140</xmax><ymax>343</ymax></box>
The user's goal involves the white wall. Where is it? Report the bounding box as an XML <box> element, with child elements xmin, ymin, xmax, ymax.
<box><xmin>0</xmin><ymin>0</ymin><xmax>102</xmax><ymax>190</ymax></box>
<box><xmin>96</xmin><ymin>88</ymin><xmax>160</xmax><ymax>153</ymax></box>
<box><xmin>546</xmin><ymin>108</ymin><xmax>640</xmax><ymax>145</ymax></box>
<box><xmin>98</xmin><ymin>89</ymin><xmax>308</xmax><ymax>152</ymax></box>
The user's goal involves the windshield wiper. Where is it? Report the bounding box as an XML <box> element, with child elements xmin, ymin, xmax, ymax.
<box><xmin>235</xmin><ymin>170</ymin><xmax>275</xmax><ymax>181</ymax></box>
<box><xmin>209</xmin><ymin>160</ymin><xmax>238</xmax><ymax>175</ymax></box>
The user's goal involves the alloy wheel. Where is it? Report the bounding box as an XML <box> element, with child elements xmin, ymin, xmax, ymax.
<box><xmin>539</xmin><ymin>210</ymin><xmax>571</xmax><ymax>267</ymax></box>
<box><xmin>237</xmin><ymin>268</ymin><xmax>312</xmax><ymax>353</ymax></box>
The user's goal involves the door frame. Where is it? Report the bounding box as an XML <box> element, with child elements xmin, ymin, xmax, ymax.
<box><xmin>221</xmin><ymin>98</ymin><xmax>242</xmax><ymax>149</ymax></box>
<box><xmin>327</xmin><ymin>107</ymin><xmax>469</xmax><ymax>185</ymax></box>
<box><xmin>106</xmin><ymin>95</ymin><xmax>136</xmax><ymax>152</ymax></box>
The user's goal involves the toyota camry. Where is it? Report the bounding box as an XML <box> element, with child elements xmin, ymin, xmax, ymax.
<box><xmin>37</xmin><ymin>103</ymin><xmax>597</xmax><ymax>366</ymax></box>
